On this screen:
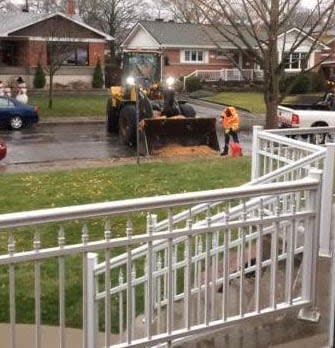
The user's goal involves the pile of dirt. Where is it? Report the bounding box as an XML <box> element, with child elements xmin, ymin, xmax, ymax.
<box><xmin>151</xmin><ymin>144</ymin><xmax>218</xmax><ymax>157</ymax></box>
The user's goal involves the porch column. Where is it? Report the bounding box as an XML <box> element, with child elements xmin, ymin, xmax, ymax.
<box><xmin>319</xmin><ymin>143</ymin><xmax>335</xmax><ymax>257</ymax></box>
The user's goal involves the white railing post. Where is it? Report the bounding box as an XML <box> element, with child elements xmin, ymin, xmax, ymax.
<box><xmin>319</xmin><ymin>143</ymin><xmax>335</xmax><ymax>257</ymax></box>
<box><xmin>251</xmin><ymin>126</ymin><xmax>263</xmax><ymax>181</ymax></box>
<box><xmin>328</xmin><ymin>204</ymin><xmax>335</xmax><ymax>347</ymax></box>
<box><xmin>87</xmin><ymin>253</ymin><xmax>98</xmax><ymax>348</ymax></box>
<box><xmin>298</xmin><ymin>169</ymin><xmax>322</xmax><ymax>322</ymax></box>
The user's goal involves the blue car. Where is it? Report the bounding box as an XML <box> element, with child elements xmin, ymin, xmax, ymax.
<box><xmin>0</xmin><ymin>96</ymin><xmax>39</xmax><ymax>130</ymax></box>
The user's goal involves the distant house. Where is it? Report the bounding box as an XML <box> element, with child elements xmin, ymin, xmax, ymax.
<box><xmin>121</xmin><ymin>20</ymin><xmax>329</xmax><ymax>82</ymax></box>
<box><xmin>317</xmin><ymin>28</ymin><xmax>335</xmax><ymax>79</ymax></box>
<box><xmin>0</xmin><ymin>11</ymin><xmax>113</xmax><ymax>88</ymax></box>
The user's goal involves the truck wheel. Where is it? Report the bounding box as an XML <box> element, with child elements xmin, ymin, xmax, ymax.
<box><xmin>179</xmin><ymin>103</ymin><xmax>196</xmax><ymax>118</ymax></box>
<box><xmin>310</xmin><ymin>122</ymin><xmax>328</xmax><ymax>145</ymax></box>
<box><xmin>119</xmin><ymin>104</ymin><xmax>137</xmax><ymax>146</ymax></box>
<box><xmin>106</xmin><ymin>99</ymin><xmax>118</xmax><ymax>133</ymax></box>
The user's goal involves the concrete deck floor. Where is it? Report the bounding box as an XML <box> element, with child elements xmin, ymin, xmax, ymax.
<box><xmin>0</xmin><ymin>257</ymin><xmax>332</xmax><ymax>348</ymax></box>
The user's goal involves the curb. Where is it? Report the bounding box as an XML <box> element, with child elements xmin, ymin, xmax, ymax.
<box><xmin>39</xmin><ymin>117</ymin><xmax>105</xmax><ymax>126</ymax></box>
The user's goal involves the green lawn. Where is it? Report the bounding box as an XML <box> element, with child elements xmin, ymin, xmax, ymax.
<box><xmin>202</xmin><ymin>91</ymin><xmax>325</xmax><ymax>115</ymax></box>
<box><xmin>28</xmin><ymin>91</ymin><xmax>325</xmax><ymax>119</ymax></box>
<box><xmin>203</xmin><ymin>91</ymin><xmax>266</xmax><ymax>114</ymax></box>
<box><xmin>0</xmin><ymin>157</ymin><xmax>251</xmax><ymax>329</ymax></box>
<box><xmin>29</xmin><ymin>95</ymin><xmax>108</xmax><ymax>118</ymax></box>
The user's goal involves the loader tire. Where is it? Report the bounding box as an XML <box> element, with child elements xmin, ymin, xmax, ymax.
<box><xmin>119</xmin><ymin>104</ymin><xmax>137</xmax><ymax>146</ymax></box>
<box><xmin>179</xmin><ymin>103</ymin><xmax>196</xmax><ymax>118</ymax></box>
<box><xmin>106</xmin><ymin>99</ymin><xmax>118</xmax><ymax>133</ymax></box>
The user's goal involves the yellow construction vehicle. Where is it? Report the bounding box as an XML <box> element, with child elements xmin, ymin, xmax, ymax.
<box><xmin>106</xmin><ymin>52</ymin><xmax>219</xmax><ymax>155</ymax></box>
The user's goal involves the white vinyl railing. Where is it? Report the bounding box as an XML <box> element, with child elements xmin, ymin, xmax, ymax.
<box><xmin>183</xmin><ymin>68</ymin><xmax>264</xmax><ymax>89</ymax></box>
<box><xmin>253</xmin><ymin>126</ymin><xmax>335</xmax><ymax>256</ymax></box>
<box><xmin>0</xmin><ymin>175</ymin><xmax>321</xmax><ymax>348</ymax></box>
<box><xmin>0</xmin><ymin>125</ymin><xmax>333</xmax><ymax>348</ymax></box>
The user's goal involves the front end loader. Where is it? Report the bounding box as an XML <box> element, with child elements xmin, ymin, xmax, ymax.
<box><xmin>106</xmin><ymin>78</ymin><xmax>219</xmax><ymax>155</ymax></box>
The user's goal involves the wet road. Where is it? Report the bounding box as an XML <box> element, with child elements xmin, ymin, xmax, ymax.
<box><xmin>0</xmin><ymin>123</ymin><xmax>134</xmax><ymax>165</ymax></box>
<box><xmin>0</xmin><ymin>101</ymin><xmax>255</xmax><ymax>166</ymax></box>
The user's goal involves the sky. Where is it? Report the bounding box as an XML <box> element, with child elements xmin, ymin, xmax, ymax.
<box><xmin>8</xmin><ymin>0</ymin><xmax>323</xmax><ymax>12</ymax></box>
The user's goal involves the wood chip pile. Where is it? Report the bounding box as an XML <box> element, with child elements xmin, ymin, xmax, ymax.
<box><xmin>151</xmin><ymin>144</ymin><xmax>218</xmax><ymax>157</ymax></box>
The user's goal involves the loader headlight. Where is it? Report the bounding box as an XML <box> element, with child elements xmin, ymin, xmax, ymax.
<box><xmin>166</xmin><ymin>76</ymin><xmax>175</xmax><ymax>88</ymax></box>
<box><xmin>126</xmin><ymin>76</ymin><xmax>135</xmax><ymax>86</ymax></box>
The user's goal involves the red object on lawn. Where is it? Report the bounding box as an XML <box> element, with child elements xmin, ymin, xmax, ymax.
<box><xmin>0</xmin><ymin>139</ymin><xmax>7</xmax><ymax>160</ymax></box>
<box><xmin>230</xmin><ymin>142</ymin><xmax>242</xmax><ymax>157</ymax></box>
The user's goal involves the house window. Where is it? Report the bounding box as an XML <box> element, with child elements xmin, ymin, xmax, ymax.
<box><xmin>216</xmin><ymin>49</ymin><xmax>225</xmax><ymax>59</ymax></box>
<box><xmin>181</xmin><ymin>50</ymin><xmax>208</xmax><ymax>63</ymax></box>
<box><xmin>47</xmin><ymin>43</ymin><xmax>88</xmax><ymax>66</ymax></box>
<box><xmin>0</xmin><ymin>41</ymin><xmax>19</xmax><ymax>66</ymax></box>
<box><xmin>284</xmin><ymin>52</ymin><xmax>307</xmax><ymax>70</ymax></box>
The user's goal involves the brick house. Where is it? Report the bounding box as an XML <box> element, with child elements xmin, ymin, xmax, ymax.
<box><xmin>0</xmin><ymin>11</ymin><xmax>113</xmax><ymax>88</ymax></box>
<box><xmin>121</xmin><ymin>20</ymin><xmax>329</xmax><ymax>82</ymax></box>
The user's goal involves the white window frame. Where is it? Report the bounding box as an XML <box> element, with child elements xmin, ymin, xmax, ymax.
<box><xmin>284</xmin><ymin>52</ymin><xmax>308</xmax><ymax>71</ymax></box>
<box><xmin>181</xmin><ymin>49</ymin><xmax>208</xmax><ymax>64</ymax></box>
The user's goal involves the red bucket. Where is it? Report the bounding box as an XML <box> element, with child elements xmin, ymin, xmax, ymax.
<box><xmin>0</xmin><ymin>140</ymin><xmax>7</xmax><ymax>160</ymax></box>
<box><xmin>230</xmin><ymin>142</ymin><xmax>242</xmax><ymax>157</ymax></box>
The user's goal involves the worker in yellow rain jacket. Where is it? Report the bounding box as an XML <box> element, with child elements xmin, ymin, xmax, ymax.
<box><xmin>220</xmin><ymin>106</ymin><xmax>240</xmax><ymax>156</ymax></box>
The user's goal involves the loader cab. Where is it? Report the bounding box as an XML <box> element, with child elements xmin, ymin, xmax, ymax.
<box><xmin>122</xmin><ymin>51</ymin><xmax>161</xmax><ymax>85</ymax></box>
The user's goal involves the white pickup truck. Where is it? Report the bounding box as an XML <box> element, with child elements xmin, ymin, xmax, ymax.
<box><xmin>277</xmin><ymin>93</ymin><xmax>335</xmax><ymax>129</ymax></box>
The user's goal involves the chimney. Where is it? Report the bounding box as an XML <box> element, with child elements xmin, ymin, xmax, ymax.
<box><xmin>65</xmin><ymin>0</ymin><xmax>75</xmax><ymax>15</ymax></box>
<box><xmin>22</xmin><ymin>0</ymin><xmax>29</xmax><ymax>12</ymax></box>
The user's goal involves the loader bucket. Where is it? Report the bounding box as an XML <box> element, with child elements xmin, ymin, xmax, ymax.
<box><xmin>140</xmin><ymin>117</ymin><xmax>219</xmax><ymax>155</ymax></box>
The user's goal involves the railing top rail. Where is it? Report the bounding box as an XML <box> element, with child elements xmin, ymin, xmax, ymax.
<box><xmin>268</xmin><ymin>126</ymin><xmax>335</xmax><ymax>136</ymax></box>
<box><xmin>196</xmin><ymin>70</ymin><xmax>222</xmax><ymax>73</ymax></box>
<box><xmin>183</xmin><ymin>71</ymin><xmax>198</xmax><ymax>79</ymax></box>
<box><xmin>0</xmin><ymin>178</ymin><xmax>320</xmax><ymax>230</ymax></box>
<box><xmin>258</xmin><ymin>129</ymin><xmax>325</xmax><ymax>152</ymax></box>
<box><xmin>248</xmin><ymin>150</ymin><xmax>325</xmax><ymax>185</ymax></box>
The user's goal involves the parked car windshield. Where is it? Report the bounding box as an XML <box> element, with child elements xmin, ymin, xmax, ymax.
<box><xmin>0</xmin><ymin>97</ymin><xmax>15</xmax><ymax>108</ymax></box>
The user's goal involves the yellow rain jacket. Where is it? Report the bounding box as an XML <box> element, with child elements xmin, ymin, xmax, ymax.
<box><xmin>221</xmin><ymin>106</ymin><xmax>240</xmax><ymax>132</ymax></box>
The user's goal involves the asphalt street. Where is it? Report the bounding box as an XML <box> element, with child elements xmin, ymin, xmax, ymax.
<box><xmin>0</xmin><ymin>101</ymin><xmax>260</xmax><ymax>167</ymax></box>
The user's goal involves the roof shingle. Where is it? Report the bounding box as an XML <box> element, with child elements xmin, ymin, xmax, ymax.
<box><xmin>0</xmin><ymin>12</ymin><xmax>112</xmax><ymax>40</ymax></box>
<box><xmin>138</xmin><ymin>20</ymin><xmax>256</xmax><ymax>48</ymax></box>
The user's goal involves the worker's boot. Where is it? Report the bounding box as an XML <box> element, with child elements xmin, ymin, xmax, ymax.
<box><xmin>220</xmin><ymin>145</ymin><xmax>228</xmax><ymax>156</ymax></box>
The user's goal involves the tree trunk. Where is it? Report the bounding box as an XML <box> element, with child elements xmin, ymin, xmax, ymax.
<box><xmin>109</xmin><ymin>41</ymin><xmax>117</xmax><ymax>65</ymax></box>
<box><xmin>48</xmin><ymin>72</ymin><xmax>53</xmax><ymax>109</ymax></box>
<box><xmin>264</xmin><ymin>71</ymin><xmax>280</xmax><ymax>129</ymax></box>
<box><xmin>264</xmin><ymin>0</ymin><xmax>280</xmax><ymax>130</ymax></box>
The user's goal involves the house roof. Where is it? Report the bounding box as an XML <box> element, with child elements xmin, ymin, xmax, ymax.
<box><xmin>277</xmin><ymin>27</ymin><xmax>329</xmax><ymax>51</ymax></box>
<box><xmin>123</xmin><ymin>20</ymin><xmax>329</xmax><ymax>52</ymax></box>
<box><xmin>0</xmin><ymin>12</ymin><xmax>113</xmax><ymax>40</ymax></box>
<box><xmin>123</xmin><ymin>20</ymin><xmax>254</xmax><ymax>49</ymax></box>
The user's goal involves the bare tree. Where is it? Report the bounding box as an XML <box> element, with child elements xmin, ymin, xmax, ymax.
<box><xmin>77</xmin><ymin>0</ymin><xmax>147</xmax><ymax>61</ymax></box>
<box><xmin>0</xmin><ymin>0</ymin><xmax>20</xmax><ymax>12</ymax></box>
<box><xmin>188</xmin><ymin>0</ymin><xmax>335</xmax><ymax>129</ymax></box>
<box><xmin>39</xmin><ymin>16</ymin><xmax>78</xmax><ymax>108</ymax></box>
<box><xmin>158</xmin><ymin>0</ymin><xmax>209</xmax><ymax>23</ymax></box>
